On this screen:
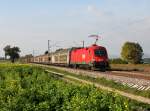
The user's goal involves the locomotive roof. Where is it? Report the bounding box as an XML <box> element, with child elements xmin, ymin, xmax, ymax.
<box><xmin>34</xmin><ymin>54</ymin><xmax>49</xmax><ymax>58</ymax></box>
<box><xmin>90</xmin><ymin>44</ymin><xmax>106</xmax><ymax>48</ymax></box>
<box><xmin>71</xmin><ymin>44</ymin><xmax>106</xmax><ymax>50</ymax></box>
<box><xmin>33</xmin><ymin>44</ymin><xmax>106</xmax><ymax>58</ymax></box>
<box><xmin>55</xmin><ymin>48</ymin><xmax>69</xmax><ymax>52</ymax></box>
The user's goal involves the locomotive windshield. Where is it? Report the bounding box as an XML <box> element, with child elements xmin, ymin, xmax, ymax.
<box><xmin>95</xmin><ymin>49</ymin><xmax>106</xmax><ymax>56</ymax></box>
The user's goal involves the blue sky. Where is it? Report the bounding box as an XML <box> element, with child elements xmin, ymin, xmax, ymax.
<box><xmin>0</xmin><ymin>0</ymin><xmax>150</xmax><ymax>58</ymax></box>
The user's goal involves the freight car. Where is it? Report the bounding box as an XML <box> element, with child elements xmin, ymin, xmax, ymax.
<box><xmin>23</xmin><ymin>44</ymin><xmax>109</xmax><ymax>71</ymax></box>
<box><xmin>33</xmin><ymin>54</ymin><xmax>51</xmax><ymax>64</ymax></box>
<box><xmin>52</xmin><ymin>49</ymin><xmax>70</xmax><ymax>66</ymax></box>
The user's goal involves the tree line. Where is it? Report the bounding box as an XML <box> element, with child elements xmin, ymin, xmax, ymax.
<box><xmin>3</xmin><ymin>45</ymin><xmax>20</xmax><ymax>63</ymax></box>
<box><xmin>2</xmin><ymin>41</ymin><xmax>144</xmax><ymax>64</ymax></box>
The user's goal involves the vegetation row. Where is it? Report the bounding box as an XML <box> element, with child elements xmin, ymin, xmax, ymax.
<box><xmin>0</xmin><ymin>64</ymin><xmax>149</xmax><ymax>111</ymax></box>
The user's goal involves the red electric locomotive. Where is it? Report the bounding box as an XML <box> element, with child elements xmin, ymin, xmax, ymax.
<box><xmin>70</xmin><ymin>44</ymin><xmax>109</xmax><ymax>70</ymax></box>
<box><xmin>23</xmin><ymin>35</ymin><xmax>109</xmax><ymax>71</ymax></box>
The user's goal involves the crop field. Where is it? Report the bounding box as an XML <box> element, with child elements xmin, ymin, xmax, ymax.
<box><xmin>0</xmin><ymin>63</ymin><xmax>150</xmax><ymax>111</ymax></box>
<box><xmin>110</xmin><ymin>64</ymin><xmax>150</xmax><ymax>72</ymax></box>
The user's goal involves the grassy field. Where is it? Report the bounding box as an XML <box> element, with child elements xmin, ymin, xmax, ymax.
<box><xmin>0</xmin><ymin>63</ymin><xmax>150</xmax><ymax>110</ymax></box>
<box><xmin>110</xmin><ymin>64</ymin><xmax>150</xmax><ymax>72</ymax></box>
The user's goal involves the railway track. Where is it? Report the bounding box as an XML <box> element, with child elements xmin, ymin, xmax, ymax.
<box><xmin>109</xmin><ymin>71</ymin><xmax>150</xmax><ymax>81</ymax></box>
<box><xmin>31</xmin><ymin>63</ymin><xmax>150</xmax><ymax>91</ymax></box>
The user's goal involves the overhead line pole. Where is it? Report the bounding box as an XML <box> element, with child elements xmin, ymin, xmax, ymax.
<box><xmin>48</xmin><ymin>40</ymin><xmax>50</xmax><ymax>53</ymax></box>
<box><xmin>82</xmin><ymin>41</ymin><xmax>85</xmax><ymax>48</ymax></box>
<box><xmin>33</xmin><ymin>50</ymin><xmax>35</xmax><ymax>57</ymax></box>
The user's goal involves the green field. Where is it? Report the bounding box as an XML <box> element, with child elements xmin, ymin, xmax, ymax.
<box><xmin>110</xmin><ymin>64</ymin><xmax>150</xmax><ymax>72</ymax></box>
<box><xmin>0</xmin><ymin>63</ymin><xmax>149</xmax><ymax>111</ymax></box>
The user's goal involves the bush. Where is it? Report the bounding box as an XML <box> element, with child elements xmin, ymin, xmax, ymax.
<box><xmin>109</xmin><ymin>58</ymin><xmax>128</xmax><ymax>64</ymax></box>
<box><xmin>0</xmin><ymin>64</ymin><xmax>148</xmax><ymax>111</ymax></box>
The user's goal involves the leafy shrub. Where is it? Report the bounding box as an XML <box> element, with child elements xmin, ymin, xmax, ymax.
<box><xmin>0</xmin><ymin>64</ymin><xmax>148</xmax><ymax>111</ymax></box>
<box><xmin>109</xmin><ymin>58</ymin><xmax>128</xmax><ymax>64</ymax></box>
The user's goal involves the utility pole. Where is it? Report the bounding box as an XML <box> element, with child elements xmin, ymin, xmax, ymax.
<box><xmin>48</xmin><ymin>40</ymin><xmax>50</xmax><ymax>53</ymax></box>
<box><xmin>82</xmin><ymin>41</ymin><xmax>85</xmax><ymax>48</ymax></box>
<box><xmin>33</xmin><ymin>50</ymin><xmax>35</xmax><ymax>57</ymax></box>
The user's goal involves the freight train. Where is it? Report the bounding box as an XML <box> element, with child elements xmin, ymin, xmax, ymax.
<box><xmin>22</xmin><ymin>44</ymin><xmax>109</xmax><ymax>71</ymax></box>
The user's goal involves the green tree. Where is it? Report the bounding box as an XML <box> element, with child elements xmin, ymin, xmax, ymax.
<box><xmin>3</xmin><ymin>45</ymin><xmax>11</xmax><ymax>59</ymax></box>
<box><xmin>44</xmin><ymin>50</ymin><xmax>49</xmax><ymax>54</ymax></box>
<box><xmin>3</xmin><ymin>45</ymin><xmax>21</xmax><ymax>63</ymax></box>
<box><xmin>121</xmin><ymin>42</ymin><xmax>143</xmax><ymax>64</ymax></box>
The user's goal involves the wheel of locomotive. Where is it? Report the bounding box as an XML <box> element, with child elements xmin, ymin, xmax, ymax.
<box><xmin>100</xmin><ymin>66</ymin><xmax>106</xmax><ymax>72</ymax></box>
<box><xmin>90</xmin><ymin>66</ymin><xmax>96</xmax><ymax>71</ymax></box>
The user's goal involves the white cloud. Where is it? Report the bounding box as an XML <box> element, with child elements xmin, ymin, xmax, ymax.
<box><xmin>87</xmin><ymin>5</ymin><xmax>102</xmax><ymax>16</ymax></box>
<box><xmin>87</xmin><ymin>5</ymin><xmax>113</xmax><ymax>17</ymax></box>
<box><xmin>128</xmin><ymin>17</ymin><xmax>150</xmax><ymax>32</ymax></box>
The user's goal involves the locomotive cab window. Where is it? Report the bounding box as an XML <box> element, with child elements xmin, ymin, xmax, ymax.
<box><xmin>95</xmin><ymin>49</ymin><xmax>106</xmax><ymax>56</ymax></box>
